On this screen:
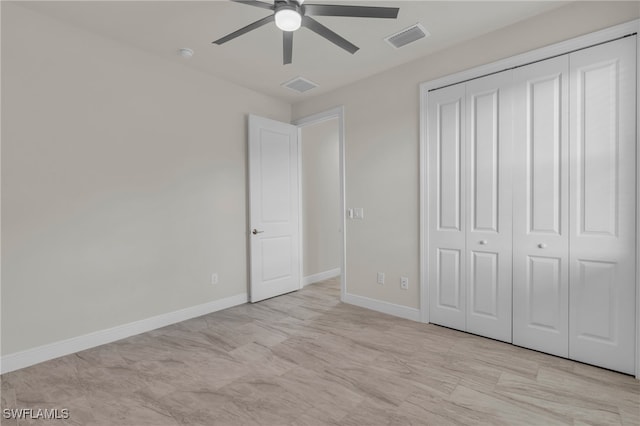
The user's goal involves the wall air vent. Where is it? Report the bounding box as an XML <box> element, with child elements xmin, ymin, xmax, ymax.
<box><xmin>282</xmin><ymin>76</ymin><xmax>319</xmax><ymax>94</ymax></box>
<box><xmin>385</xmin><ymin>23</ymin><xmax>430</xmax><ymax>49</ymax></box>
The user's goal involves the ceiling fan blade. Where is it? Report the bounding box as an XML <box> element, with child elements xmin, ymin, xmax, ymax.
<box><xmin>230</xmin><ymin>0</ymin><xmax>274</xmax><ymax>10</ymax></box>
<box><xmin>303</xmin><ymin>4</ymin><xmax>399</xmax><ymax>19</ymax></box>
<box><xmin>301</xmin><ymin>16</ymin><xmax>359</xmax><ymax>54</ymax></box>
<box><xmin>213</xmin><ymin>15</ymin><xmax>275</xmax><ymax>45</ymax></box>
<box><xmin>283</xmin><ymin>31</ymin><xmax>293</xmax><ymax>65</ymax></box>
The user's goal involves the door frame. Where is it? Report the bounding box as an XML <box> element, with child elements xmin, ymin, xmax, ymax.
<box><xmin>635</xmin><ymin>22</ymin><xmax>639</xmax><ymax>380</ymax></box>
<box><xmin>419</xmin><ymin>19</ymin><xmax>640</xmax><ymax>378</ymax></box>
<box><xmin>294</xmin><ymin>107</ymin><xmax>347</xmax><ymax>301</ymax></box>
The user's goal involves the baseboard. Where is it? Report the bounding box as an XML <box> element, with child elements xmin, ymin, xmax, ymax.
<box><xmin>342</xmin><ymin>292</ymin><xmax>420</xmax><ymax>322</ymax></box>
<box><xmin>302</xmin><ymin>268</ymin><xmax>341</xmax><ymax>287</ymax></box>
<box><xmin>0</xmin><ymin>293</ymin><xmax>248</xmax><ymax>374</ymax></box>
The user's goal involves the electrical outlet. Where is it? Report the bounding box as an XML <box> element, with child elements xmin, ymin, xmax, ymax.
<box><xmin>377</xmin><ymin>272</ymin><xmax>385</xmax><ymax>285</ymax></box>
<box><xmin>400</xmin><ymin>276</ymin><xmax>409</xmax><ymax>290</ymax></box>
<box><xmin>211</xmin><ymin>273</ymin><xmax>219</xmax><ymax>285</ymax></box>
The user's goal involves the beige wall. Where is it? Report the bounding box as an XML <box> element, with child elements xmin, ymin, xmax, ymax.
<box><xmin>301</xmin><ymin>119</ymin><xmax>341</xmax><ymax>278</ymax></box>
<box><xmin>292</xmin><ymin>1</ymin><xmax>640</xmax><ymax>309</ymax></box>
<box><xmin>1</xmin><ymin>3</ymin><xmax>290</xmax><ymax>355</ymax></box>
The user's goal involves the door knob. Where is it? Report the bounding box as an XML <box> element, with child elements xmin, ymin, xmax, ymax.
<box><xmin>538</xmin><ymin>243</ymin><xmax>547</xmax><ymax>249</ymax></box>
<box><xmin>479</xmin><ymin>240</ymin><xmax>488</xmax><ymax>245</ymax></box>
<box><xmin>252</xmin><ymin>229</ymin><xmax>264</xmax><ymax>235</ymax></box>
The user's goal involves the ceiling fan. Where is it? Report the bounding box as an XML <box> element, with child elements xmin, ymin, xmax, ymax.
<box><xmin>213</xmin><ymin>0</ymin><xmax>400</xmax><ymax>65</ymax></box>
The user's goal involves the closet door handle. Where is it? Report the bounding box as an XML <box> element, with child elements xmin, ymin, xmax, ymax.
<box><xmin>538</xmin><ymin>243</ymin><xmax>547</xmax><ymax>249</ymax></box>
<box><xmin>252</xmin><ymin>229</ymin><xmax>264</xmax><ymax>235</ymax></box>
<box><xmin>479</xmin><ymin>240</ymin><xmax>488</xmax><ymax>245</ymax></box>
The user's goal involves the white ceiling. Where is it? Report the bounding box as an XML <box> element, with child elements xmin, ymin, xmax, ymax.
<box><xmin>15</xmin><ymin>1</ymin><xmax>568</xmax><ymax>103</ymax></box>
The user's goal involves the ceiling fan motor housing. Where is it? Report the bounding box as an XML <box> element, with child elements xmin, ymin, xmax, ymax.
<box><xmin>275</xmin><ymin>1</ymin><xmax>302</xmax><ymax>15</ymax></box>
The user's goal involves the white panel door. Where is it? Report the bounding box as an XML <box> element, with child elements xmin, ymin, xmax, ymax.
<box><xmin>512</xmin><ymin>56</ymin><xmax>570</xmax><ymax>357</ymax></box>
<box><xmin>248</xmin><ymin>115</ymin><xmax>301</xmax><ymax>303</ymax></box>
<box><xmin>569</xmin><ymin>36</ymin><xmax>636</xmax><ymax>374</ymax></box>
<box><xmin>464</xmin><ymin>71</ymin><xmax>513</xmax><ymax>343</ymax></box>
<box><xmin>428</xmin><ymin>83</ymin><xmax>467</xmax><ymax>331</ymax></box>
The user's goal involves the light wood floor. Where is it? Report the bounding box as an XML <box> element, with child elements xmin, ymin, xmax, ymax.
<box><xmin>2</xmin><ymin>278</ymin><xmax>639</xmax><ymax>425</ymax></box>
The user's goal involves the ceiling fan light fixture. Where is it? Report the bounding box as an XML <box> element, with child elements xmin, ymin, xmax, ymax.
<box><xmin>275</xmin><ymin>8</ymin><xmax>302</xmax><ymax>32</ymax></box>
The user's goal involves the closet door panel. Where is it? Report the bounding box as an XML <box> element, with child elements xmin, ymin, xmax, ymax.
<box><xmin>436</xmin><ymin>249</ymin><xmax>463</xmax><ymax>310</ymax></box>
<box><xmin>465</xmin><ymin>71</ymin><xmax>513</xmax><ymax>343</ymax></box>
<box><xmin>469</xmin><ymin>251</ymin><xmax>499</xmax><ymax>317</ymax></box>
<box><xmin>512</xmin><ymin>56</ymin><xmax>569</xmax><ymax>357</ymax></box>
<box><xmin>428</xmin><ymin>83</ymin><xmax>467</xmax><ymax>331</ymax></box>
<box><xmin>526</xmin><ymin>256</ymin><xmax>563</xmax><ymax>324</ymax></box>
<box><xmin>569</xmin><ymin>36</ymin><xmax>636</xmax><ymax>375</ymax></box>
<box><xmin>471</xmin><ymin>90</ymin><xmax>500</xmax><ymax>232</ymax></box>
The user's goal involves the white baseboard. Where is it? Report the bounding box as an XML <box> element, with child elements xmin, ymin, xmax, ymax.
<box><xmin>0</xmin><ymin>293</ymin><xmax>248</xmax><ymax>374</ymax></box>
<box><xmin>302</xmin><ymin>268</ymin><xmax>341</xmax><ymax>287</ymax></box>
<box><xmin>342</xmin><ymin>292</ymin><xmax>420</xmax><ymax>322</ymax></box>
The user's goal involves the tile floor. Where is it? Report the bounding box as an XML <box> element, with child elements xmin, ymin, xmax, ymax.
<box><xmin>2</xmin><ymin>278</ymin><xmax>639</xmax><ymax>425</ymax></box>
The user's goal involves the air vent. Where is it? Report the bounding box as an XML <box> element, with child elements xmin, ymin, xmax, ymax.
<box><xmin>282</xmin><ymin>76</ymin><xmax>319</xmax><ymax>94</ymax></box>
<box><xmin>385</xmin><ymin>23</ymin><xmax>430</xmax><ymax>49</ymax></box>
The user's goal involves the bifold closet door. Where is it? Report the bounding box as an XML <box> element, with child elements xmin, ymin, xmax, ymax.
<box><xmin>464</xmin><ymin>72</ymin><xmax>513</xmax><ymax>343</ymax></box>
<box><xmin>428</xmin><ymin>72</ymin><xmax>513</xmax><ymax>342</ymax></box>
<box><xmin>568</xmin><ymin>36</ymin><xmax>636</xmax><ymax>375</ymax></box>
<box><xmin>428</xmin><ymin>83</ymin><xmax>467</xmax><ymax>331</ymax></box>
<box><xmin>512</xmin><ymin>56</ymin><xmax>570</xmax><ymax>357</ymax></box>
<box><xmin>428</xmin><ymin>34</ymin><xmax>637</xmax><ymax>374</ymax></box>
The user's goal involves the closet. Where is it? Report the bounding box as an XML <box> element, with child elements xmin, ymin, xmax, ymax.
<box><xmin>427</xmin><ymin>35</ymin><xmax>637</xmax><ymax>374</ymax></box>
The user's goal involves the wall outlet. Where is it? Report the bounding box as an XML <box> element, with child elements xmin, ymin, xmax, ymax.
<box><xmin>377</xmin><ymin>272</ymin><xmax>385</xmax><ymax>285</ymax></box>
<box><xmin>211</xmin><ymin>273</ymin><xmax>219</xmax><ymax>285</ymax></box>
<box><xmin>400</xmin><ymin>276</ymin><xmax>409</xmax><ymax>290</ymax></box>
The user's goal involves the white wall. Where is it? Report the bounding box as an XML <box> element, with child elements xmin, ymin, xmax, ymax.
<box><xmin>301</xmin><ymin>119</ymin><xmax>341</xmax><ymax>279</ymax></box>
<box><xmin>1</xmin><ymin>3</ymin><xmax>290</xmax><ymax>356</ymax></box>
<box><xmin>292</xmin><ymin>1</ymin><xmax>640</xmax><ymax>309</ymax></box>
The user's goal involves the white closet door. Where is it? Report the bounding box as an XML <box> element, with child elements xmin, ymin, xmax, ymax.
<box><xmin>465</xmin><ymin>72</ymin><xmax>513</xmax><ymax>343</ymax></box>
<box><xmin>428</xmin><ymin>83</ymin><xmax>467</xmax><ymax>331</ymax></box>
<box><xmin>512</xmin><ymin>56</ymin><xmax>570</xmax><ymax>357</ymax></box>
<box><xmin>569</xmin><ymin>36</ymin><xmax>636</xmax><ymax>374</ymax></box>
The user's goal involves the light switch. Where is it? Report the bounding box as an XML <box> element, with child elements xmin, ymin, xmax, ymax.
<box><xmin>354</xmin><ymin>208</ymin><xmax>364</xmax><ymax>219</ymax></box>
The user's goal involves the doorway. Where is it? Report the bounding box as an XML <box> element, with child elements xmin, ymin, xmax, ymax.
<box><xmin>295</xmin><ymin>107</ymin><xmax>346</xmax><ymax>300</ymax></box>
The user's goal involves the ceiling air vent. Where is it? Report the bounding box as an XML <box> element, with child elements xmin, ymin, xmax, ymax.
<box><xmin>282</xmin><ymin>76</ymin><xmax>319</xmax><ymax>94</ymax></box>
<box><xmin>385</xmin><ymin>23</ymin><xmax>430</xmax><ymax>49</ymax></box>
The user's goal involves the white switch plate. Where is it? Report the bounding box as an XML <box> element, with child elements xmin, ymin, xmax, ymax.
<box><xmin>347</xmin><ymin>208</ymin><xmax>354</xmax><ymax>219</ymax></box>
<box><xmin>400</xmin><ymin>277</ymin><xmax>409</xmax><ymax>290</ymax></box>
<box><xmin>211</xmin><ymin>273</ymin><xmax>219</xmax><ymax>285</ymax></box>
<box><xmin>377</xmin><ymin>272</ymin><xmax>385</xmax><ymax>285</ymax></box>
<box><xmin>354</xmin><ymin>208</ymin><xmax>364</xmax><ymax>219</ymax></box>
